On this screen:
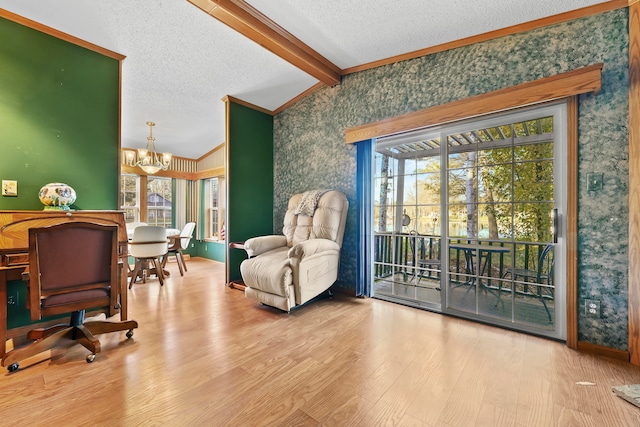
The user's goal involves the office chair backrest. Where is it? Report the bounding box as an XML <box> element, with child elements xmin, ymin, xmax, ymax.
<box><xmin>28</xmin><ymin>222</ymin><xmax>119</xmax><ymax>320</ymax></box>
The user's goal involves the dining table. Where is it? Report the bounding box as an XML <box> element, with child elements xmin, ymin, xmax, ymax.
<box><xmin>449</xmin><ymin>242</ymin><xmax>510</xmax><ymax>289</ymax></box>
<box><xmin>126</xmin><ymin>225</ymin><xmax>180</xmax><ymax>241</ymax></box>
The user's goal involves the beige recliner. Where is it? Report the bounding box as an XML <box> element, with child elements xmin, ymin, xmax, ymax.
<box><xmin>240</xmin><ymin>190</ymin><xmax>348</xmax><ymax>312</ymax></box>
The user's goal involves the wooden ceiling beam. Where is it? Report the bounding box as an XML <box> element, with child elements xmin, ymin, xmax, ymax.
<box><xmin>187</xmin><ymin>0</ymin><xmax>341</xmax><ymax>87</ymax></box>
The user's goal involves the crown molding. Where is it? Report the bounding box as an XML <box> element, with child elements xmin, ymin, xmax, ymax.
<box><xmin>342</xmin><ymin>0</ymin><xmax>628</xmax><ymax>75</ymax></box>
<box><xmin>0</xmin><ymin>8</ymin><xmax>125</xmax><ymax>60</ymax></box>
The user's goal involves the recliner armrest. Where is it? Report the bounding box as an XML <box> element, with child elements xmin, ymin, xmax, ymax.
<box><xmin>244</xmin><ymin>235</ymin><xmax>288</xmax><ymax>257</ymax></box>
<box><xmin>288</xmin><ymin>239</ymin><xmax>340</xmax><ymax>260</ymax></box>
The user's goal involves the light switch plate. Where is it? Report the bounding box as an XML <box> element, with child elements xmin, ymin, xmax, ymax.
<box><xmin>587</xmin><ymin>173</ymin><xmax>603</xmax><ymax>191</ymax></box>
<box><xmin>2</xmin><ymin>180</ymin><xmax>17</xmax><ymax>196</ymax></box>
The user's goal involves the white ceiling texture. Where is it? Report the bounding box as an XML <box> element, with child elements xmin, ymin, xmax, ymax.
<box><xmin>0</xmin><ymin>0</ymin><xmax>610</xmax><ymax>159</ymax></box>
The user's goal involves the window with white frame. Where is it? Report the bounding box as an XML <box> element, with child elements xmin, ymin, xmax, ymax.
<box><xmin>120</xmin><ymin>174</ymin><xmax>140</xmax><ymax>223</ymax></box>
<box><xmin>208</xmin><ymin>177</ymin><xmax>220</xmax><ymax>239</ymax></box>
<box><xmin>146</xmin><ymin>176</ymin><xmax>172</xmax><ymax>227</ymax></box>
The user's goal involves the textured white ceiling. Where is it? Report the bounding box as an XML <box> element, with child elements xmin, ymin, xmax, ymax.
<box><xmin>245</xmin><ymin>0</ymin><xmax>609</xmax><ymax>69</ymax></box>
<box><xmin>0</xmin><ymin>0</ymin><xmax>610</xmax><ymax>159</ymax></box>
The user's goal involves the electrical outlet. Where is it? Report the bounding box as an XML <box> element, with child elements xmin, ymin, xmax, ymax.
<box><xmin>585</xmin><ymin>299</ymin><xmax>601</xmax><ymax>317</ymax></box>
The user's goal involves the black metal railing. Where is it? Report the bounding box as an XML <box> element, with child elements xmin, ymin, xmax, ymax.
<box><xmin>374</xmin><ymin>232</ymin><xmax>551</xmax><ymax>286</ymax></box>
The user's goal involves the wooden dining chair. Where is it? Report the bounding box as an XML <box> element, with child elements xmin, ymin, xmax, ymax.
<box><xmin>161</xmin><ymin>222</ymin><xmax>195</xmax><ymax>276</ymax></box>
<box><xmin>128</xmin><ymin>226</ymin><xmax>169</xmax><ymax>288</ymax></box>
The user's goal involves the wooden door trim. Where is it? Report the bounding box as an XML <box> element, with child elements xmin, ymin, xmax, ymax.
<box><xmin>345</xmin><ymin>63</ymin><xmax>602</xmax><ymax>144</ymax></box>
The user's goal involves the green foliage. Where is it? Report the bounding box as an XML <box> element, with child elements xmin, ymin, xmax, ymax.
<box><xmin>375</xmin><ymin>116</ymin><xmax>555</xmax><ymax>243</ymax></box>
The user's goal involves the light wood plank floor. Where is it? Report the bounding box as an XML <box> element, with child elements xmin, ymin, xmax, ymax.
<box><xmin>2</xmin><ymin>258</ymin><xmax>640</xmax><ymax>426</ymax></box>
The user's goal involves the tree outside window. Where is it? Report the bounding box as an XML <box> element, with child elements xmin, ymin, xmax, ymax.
<box><xmin>120</xmin><ymin>174</ymin><xmax>139</xmax><ymax>223</ymax></box>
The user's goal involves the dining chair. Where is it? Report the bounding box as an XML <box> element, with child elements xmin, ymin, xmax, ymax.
<box><xmin>502</xmin><ymin>244</ymin><xmax>554</xmax><ymax>320</ymax></box>
<box><xmin>128</xmin><ymin>226</ymin><xmax>168</xmax><ymax>289</ymax></box>
<box><xmin>406</xmin><ymin>230</ymin><xmax>441</xmax><ymax>286</ymax></box>
<box><xmin>162</xmin><ymin>222</ymin><xmax>196</xmax><ymax>276</ymax></box>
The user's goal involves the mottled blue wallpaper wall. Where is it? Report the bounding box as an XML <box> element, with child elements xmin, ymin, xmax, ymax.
<box><xmin>274</xmin><ymin>10</ymin><xmax>629</xmax><ymax>349</ymax></box>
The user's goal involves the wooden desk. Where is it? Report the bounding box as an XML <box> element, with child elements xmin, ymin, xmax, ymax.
<box><xmin>0</xmin><ymin>210</ymin><xmax>129</xmax><ymax>360</ymax></box>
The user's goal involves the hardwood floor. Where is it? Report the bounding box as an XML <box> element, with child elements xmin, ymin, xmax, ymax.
<box><xmin>2</xmin><ymin>257</ymin><xmax>640</xmax><ymax>426</ymax></box>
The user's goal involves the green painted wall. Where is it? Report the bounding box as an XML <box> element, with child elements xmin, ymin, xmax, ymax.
<box><xmin>0</xmin><ymin>17</ymin><xmax>120</xmax><ymax>210</ymax></box>
<box><xmin>0</xmin><ymin>17</ymin><xmax>120</xmax><ymax>328</ymax></box>
<box><xmin>193</xmin><ymin>241</ymin><xmax>225</xmax><ymax>262</ymax></box>
<box><xmin>226</xmin><ymin>101</ymin><xmax>273</xmax><ymax>282</ymax></box>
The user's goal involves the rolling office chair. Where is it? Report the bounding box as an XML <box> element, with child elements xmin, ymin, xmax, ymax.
<box><xmin>1</xmin><ymin>222</ymin><xmax>138</xmax><ymax>372</ymax></box>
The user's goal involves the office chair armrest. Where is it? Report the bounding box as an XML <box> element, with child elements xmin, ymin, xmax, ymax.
<box><xmin>288</xmin><ymin>239</ymin><xmax>340</xmax><ymax>260</ymax></box>
<box><xmin>244</xmin><ymin>235</ymin><xmax>287</xmax><ymax>257</ymax></box>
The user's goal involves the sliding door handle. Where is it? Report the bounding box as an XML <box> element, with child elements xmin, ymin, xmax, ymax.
<box><xmin>552</xmin><ymin>208</ymin><xmax>559</xmax><ymax>244</ymax></box>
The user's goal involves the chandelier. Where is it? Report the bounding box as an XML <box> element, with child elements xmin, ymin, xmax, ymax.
<box><xmin>125</xmin><ymin>121</ymin><xmax>172</xmax><ymax>174</ymax></box>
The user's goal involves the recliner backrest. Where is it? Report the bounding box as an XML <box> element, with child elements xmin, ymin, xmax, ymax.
<box><xmin>282</xmin><ymin>190</ymin><xmax>348</xmax><ymax>248</ymax></box>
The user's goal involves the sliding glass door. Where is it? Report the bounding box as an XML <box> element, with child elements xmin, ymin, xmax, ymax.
<box><xmin>373</xmin><ymin>131</ymin><xmax>443</xmax><ymax>311</ymax></box>
<box><xmin>372</xmin><ymin>103</ymin><xmax>566</xmax><ymax>339</ymax></box>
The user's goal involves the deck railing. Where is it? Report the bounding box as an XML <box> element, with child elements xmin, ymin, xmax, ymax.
<box><xmin>374</xmin><ymin>232</ymin><xmax>550</xmax><ymax>285</ymax></box>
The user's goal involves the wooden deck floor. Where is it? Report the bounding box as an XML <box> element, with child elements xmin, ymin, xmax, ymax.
<box><xmin>1</xmin><ymin>258</ymin><xmax>640</xmax><ymax>426</ymax></box>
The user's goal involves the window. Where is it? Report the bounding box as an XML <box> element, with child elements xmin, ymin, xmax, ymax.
<box><xmin>120</xmin><ymin>174</ymin><xmax>140</xmax><ymax>223</ymax></box>
<box><xmin>146</xmin><ymin>176</ymin><xmax>172</xmax><ymax>227</ymax></box>
<box><xmin>209</xmin><ymin>178</ymin><xmax>220</xmax><ymax>239</ymax></box>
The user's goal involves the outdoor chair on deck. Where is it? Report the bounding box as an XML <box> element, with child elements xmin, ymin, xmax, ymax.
<box><xmin>406</xmin><ymin>230</ymin><xmax>441</xmax><ymax>287</ymax></box>
<box><xmin>502</xmin><ymin>244</ymin><xmax>554</xmax><ymax>321</ymax></box>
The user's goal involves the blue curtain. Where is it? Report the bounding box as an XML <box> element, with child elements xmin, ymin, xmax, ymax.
<box><xmin>356</xmin><ymin>139</ymin><xmax>374</xmax><ymax>297</ymax></box>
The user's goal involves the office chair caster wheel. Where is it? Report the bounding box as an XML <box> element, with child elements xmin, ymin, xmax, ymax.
<box><xmin>7</xmin><ymin>363</ymin><xmax>18</xmax><ymax>372</ymax></box>
<box><xmin>86</xmin><ymin>354</ymin><xmax>96</xmax><ymax>363</ymax></box>
<box><xmin>126</xmin><ymin>329</ymin><xmax>134</xmax><ymax>339</ymax></box>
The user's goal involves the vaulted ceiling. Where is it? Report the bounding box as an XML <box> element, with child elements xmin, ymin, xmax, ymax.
<box><xmin>0</xmin><ymin>0</ymin><xmax>613</xmax><ymax>159</ymax></box>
